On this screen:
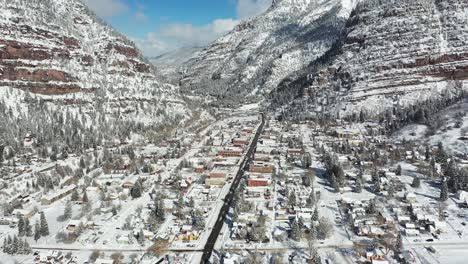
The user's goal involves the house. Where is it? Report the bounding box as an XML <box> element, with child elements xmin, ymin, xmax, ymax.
<box><xmin>66</xmin><ymin>220</ymin><xmax>82</xmax><ymax>232</ymax></box>
<box><xmin>95</xmin><ymin>259</ymin><xmax>115</xmax><ymax>264</ymax></box>
<box><xmin>405</xmin><ymin>192</ymin><xmax>417</xmax><ymax>203</ymax></box>
<box><xmin>404</xmin><ymin>229</ymin><xmax>419</xmax><ymax>236</ymax></box>
<box><xmin>117</xmin><ymin>236</ymin><xmax>130</xmax><ymax>244</ymax></box>
<box><xmin>12</xmin><ymin>208</ymin><xmax>35</xmax><ymax>219</ymax></box>
<box><xmin>249</xmin><ymin>161</ymin><xmax>275</xmax><ymax>173</ymax></box>
<box><xmin>122</xmin><ymin>175</ymin><xmax>140</xmax><ymax>188</ymax></box>
<box><xmin>218</xmin><ymin>147</ymin><xmax>243</xmax><ymax>157</ymax></box>
<box><xmin>0</xmin><ymin>217</ymin><xmax>17</xmax><ymax>225</ymax></box>
<box><xmin>457</xmin><ymin>190</ymin><xmax>468</xmax><ymax>202</ymax></box>
<box><xmin>397</xmin><ymin>215</ymin><xmax>411</xmax><ymax>224</ymax></box>
<box><xmin>372</xmin><ymin>260</ymin><xmax>390</xmax><ymax>264</ymax></box>
<box><xmin>377</xmin><ymin>211</ymin><xmax>394</xmax><ymax>224</ymax></box>
<box><xmin>244</xmin><ymin>127</ymin><xmax>254</xmax><ymax>134</ymax></box>
<box><xmin>335</xmin><ymin>128</ymin><xmax>361</xmax><ymax>139</ymax></box>
<box><xmin>41</xmin><ymin>184</ymin><xmax>77</xmax><ymax>205</ymax></box>
<box><xmin>254</xmin><ymin>153</ymin><xmax>270</xmax><ymax>162</ymax></box>
<box><xmin>232</xmin><ymin>137</ymin><xmax>250</xmax><ymax>147</ymax></box>
<box><xmin>209</xmin><ymin>168</ymin><xmax>230</xmax><ymax>179</ymax></box>
<box><xmin>287</xmin><ymin>149</ymin><xmax>303</xmax><ymax>157</ymax></box>
<box><xmin>247</xmin><ymin>174</ymin><xmax>271</xmax><ymax>187</ymax></box>
<box><xmin>195</xmin><ymin>166</ymin><xmax>205</xmax><ymax>174</ymax></box>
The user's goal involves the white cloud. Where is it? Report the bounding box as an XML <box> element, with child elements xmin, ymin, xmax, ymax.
<box><xmin>134</xmin><ymin>11</ymin><xmax>149</xmax><ymax>22</ymax></box>
<box><xmin>83</xmin><ymin>0</ymin><xmax>128</xmax><ymax>18</ymax></box>
<box><xmin>236</xmin><ymin>0</ymin><xmax>272</xmax><ymax>19</ymax></box>
<box><xmin>133</xmin><ymin>32</ymin><xmax>170</xmax><ymax>57</ymax></box>
<box><xmin>160</xmin><ymin>18</ymin><xmax>239</xmax><ymax>46</ymax></box>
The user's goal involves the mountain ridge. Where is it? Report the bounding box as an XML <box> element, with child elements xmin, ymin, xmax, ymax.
<box><xmin>178</xmin><ymin>0</ymin><xmax>360</xmax><ymax>104</ymax></box>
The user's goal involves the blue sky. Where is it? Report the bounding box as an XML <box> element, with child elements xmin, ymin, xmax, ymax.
<box><xmin>83</xmin><ymin>0</ymin><xmax>272</xmax><ymax>56</ymax></box>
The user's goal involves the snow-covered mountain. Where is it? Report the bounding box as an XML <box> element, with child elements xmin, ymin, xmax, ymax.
<box><xmin>180</xmin><ymin>0</ymin><xmax>359</xmax><ymax>102</ymax></box>
<box><xmin>0</xmin><ymin>0</ymin><xmax>188</xmax><ymax>129</ymax></box>
<box><xmin>180</xmin><ymin>0</ymin><xmax>468</xmax><ymax>117</ymax></box>
<box><xmin>278</xmin><ymin>0</ymin><xmax>468</xmax><ymax>118</ymax></box>
<box><xmin>150</xmin><ymin>47</ymin><xmax>202</xmax><ymax>75</ymax></box>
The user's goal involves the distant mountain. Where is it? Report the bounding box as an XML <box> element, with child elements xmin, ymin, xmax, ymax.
<box><xmin>178</xmin><ymin>0</ymin><xmax>468</xmax><ymax>117</ymax></box>
<box><xmin>179</xmin><ymin>0</ymin><xmax>359</xmax><ymax>103</ymax></box>
<box><xmin>0</xmin><ymin>0</ymin><xmax>189</xmax><ymax>150</ymax></box>
<box><xmin>150</xmin><ymin>47</ymin><xmax>202</xmax><ymax>75</ymax></box>
<box><xmin>276</xmin><ymin>0</ymin><xmax>468</xmax><ymax>119</ymax></box>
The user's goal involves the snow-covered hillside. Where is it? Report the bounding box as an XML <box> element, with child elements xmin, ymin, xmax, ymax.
<box><xmin>0</xmin><ymin>0</ymin><xmax>194</xmax><ymax>153</ymax></box>
<box><xmin>0</xmin><ymin>0</ymin><xmax>189</xmax><ymax>135</ymax></box>
<box><xmin>150</xmin><ymin>47</ymin><xmax>202</xmax><ymax>77</ymax></box>
<box><xmin>278</xmin><ymin>0</ymin><xmax>468</xmax><ymax>118</ymax></box>
<box><xmin>179</xmin><ymin>0</ymin><xmax>360</xmax><ymax>102</ymax></box>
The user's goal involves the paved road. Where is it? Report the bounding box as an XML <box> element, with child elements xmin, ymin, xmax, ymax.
<box><xmin>200</xmin><ymin>113</ymin><xmax>265</xmax><ymax>263</ymax></box>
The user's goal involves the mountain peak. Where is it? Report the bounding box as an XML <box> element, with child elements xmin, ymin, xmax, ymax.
<box><xmin>179</xmin><ymin>0</ymin><xmax>356</xmax><ymax>103</ymax></box>
<box><xmin>0</xmin><ymin>0</ymin><xmax>188</xmax><ymax>126</ymax></box>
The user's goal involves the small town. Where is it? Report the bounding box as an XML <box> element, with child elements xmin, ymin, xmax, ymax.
<box><xmin>2</xmin><ymin>0</ymin><xmax>468</xmax><ymax>263</ymax></box>
<box><xmin>1</xmin><ymin>106</ymin><xmax>468</xmax><ymax>263</ymax></box>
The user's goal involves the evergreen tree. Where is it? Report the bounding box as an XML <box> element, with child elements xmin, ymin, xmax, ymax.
<box><xmin>137</xmin><ymin>229</ymin><xmax>145</xmax><ymax>245</ymax></box>
<box><xmin>387</xmin><ymin>183</ymin><xmax>395</xmax><ymax>198</ymax></box>
<box><xmin>411</xmin><ymin>177</ymin><xmax>421</xmax><ymax>188</ymax></box>
<box><xmin>371</xmin><ymin>168</ymin><xmax>379</xmax><ymax>183</ymax></box>
<box><xmin>82</xmin><ymin>190</ymin><xmax>89</xmax><ymax>203</ymax></box>
<box><xmin>18</xmin><ymin>216</ymin><xmax>25</xmax><ymax>237</ymax></box>
<box><xmin>2</xmin><ymin>237</ymin><xmax>6</xmax><ymax>253</ymax></box>
<box><xmin>40</xmin><ymin>212</ymin><xmax>49</xmax><ymax>236</ymax></box>
<box><xmin>22</xmin><ymin>239</ymin><xmax>31</xmax><ymax>254</ymax></box>
<box><xmin>79</xmin><ymin>157</ymin><xmax>86</xmax><ymax>169</ymax></box>
<box><xmin>131</xmin><ymin>181</ymin><xmax>142</xmax><ymax>199</ymax></box>
<box><xmin>24</xmin><ymin>218</ymin><xmax>32</xmax><ymax>237</ymax></box>
<box><xmin>396</xmin><ymin>165</ymin><xmax>402</xmax><ymax>176</ymax></box>
<box><xmin>64</xmin><ymin>201</ymin><xmax>73</xmax><ymax>220</ymax></box>
<box><xmin>445</xmin><ymin>159</ymin><xmax>459</xmax><ymax>191</ymax></box>
<box><xmin>367</xmin><ymin>199</ymin><xmax>377</xmax><ymax>214</ymax></box>
<box><xmin>12</xmin><ymin>235</ymin><xmax>19</xmax><ymax>254</ymax></box>
<box><xmin>290</xmin><ymin>219</ymin><xmax>301</xmax><ymax>241</ymax></box>
<box><xmin>156</xmin><ymin>199</ymin><xmax>165</xmax><ymax>220</ymax></box>
<box><xmin>34</xmin><ymin>221</ymin><xmax>41</xmax><ymax>242</ymax></box>
<box><xmin>312</xmin><ymin>208</ymin><xmax>319</xmax><ymax>222</ymax></box>
<box><xmin>440</xmin><ymin>178</ymin><xmax>449</xmax><ymax>202</ymax></box>
<box><xmin>307</xmin><ymin>189</ymin><xmax>316</xmax><ymax>207</ymax></box>
<box><xmin>355</xmin><ymin>176</ymin><xmax>363</xmax><ymax>193</ymax></box>
<box><xmin>436</xmin><ymin>142</ymin><xmax>448</xmax><ymax>166</ymax></box>
<box><xmin>17</xmin><ymin>238</ymin><xmax>23</xmax><ymax>254</ymax></box>
<box><xmin>288</xmin><ymin>192</ymin><xmax>297</xmax><ymax>208</ymax></box>
<box><xmin>330</xmin><ymin>172</ymin><xmax>339</xmax><ymax>192</ymax></box>
<box><xmin>395</xmin><ymin>233</ymin><xmax>404</xmax><ymax>253</ymax></box>
<box><xmin>6</xmin><ymin>235</ymin><xmax>12</xmax><ymax>254</ymax></box>
<box><xmin>71</xmin><ymin>189</ymin><xmax>80</xmax><ymax>201</ymax></box>
<box><xmin>425</xmin><ymin>145</ymin><xmax>431</xmax><ymax>161</ymax></box>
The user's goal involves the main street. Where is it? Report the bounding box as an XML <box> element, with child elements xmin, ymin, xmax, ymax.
<box><xmin>200</xmin><ymin>113</ymin><xmax>265</xmax><ymax>263</ymax></box>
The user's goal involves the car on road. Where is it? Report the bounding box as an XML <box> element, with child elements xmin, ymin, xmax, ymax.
<box><xmin>426</xmin><ymin>246</ymin><xmax>436</xmax><ymax>253</ymax></box>
<box><xmin>426</xmin><ymin>238</ymin><xmax>434</xmax><ymax>242</ymax></box>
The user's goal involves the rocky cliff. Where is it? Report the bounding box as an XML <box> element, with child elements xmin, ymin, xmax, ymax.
<box><xmin>0</xmin><ymin>0</ymin><xmax>188</xmax><ymax>127</ymax></box>
<box><xmin>179</xmin><ymin>0</ymin><xmax>359</xmax><ymax>104</ymax></box>
<box><xmin>275</xmin><ymin>0</ymin><xmax>468</xmax><ymax>118</ymax></box>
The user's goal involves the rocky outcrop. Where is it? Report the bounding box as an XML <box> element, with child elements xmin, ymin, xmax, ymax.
<box><xmin>0</xmin><ymin>0</ymin><xmax>157</xmax><ymax>95</ymax></box>
<box><xmin>0</xmin><ymin>0</ymin><xmax>189</xmax><ymax>128</ymax></box>
<box><xmin>278</xmin><ymin>0</ymin><xmax>468</xmax><ymax>117</ymax></box>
